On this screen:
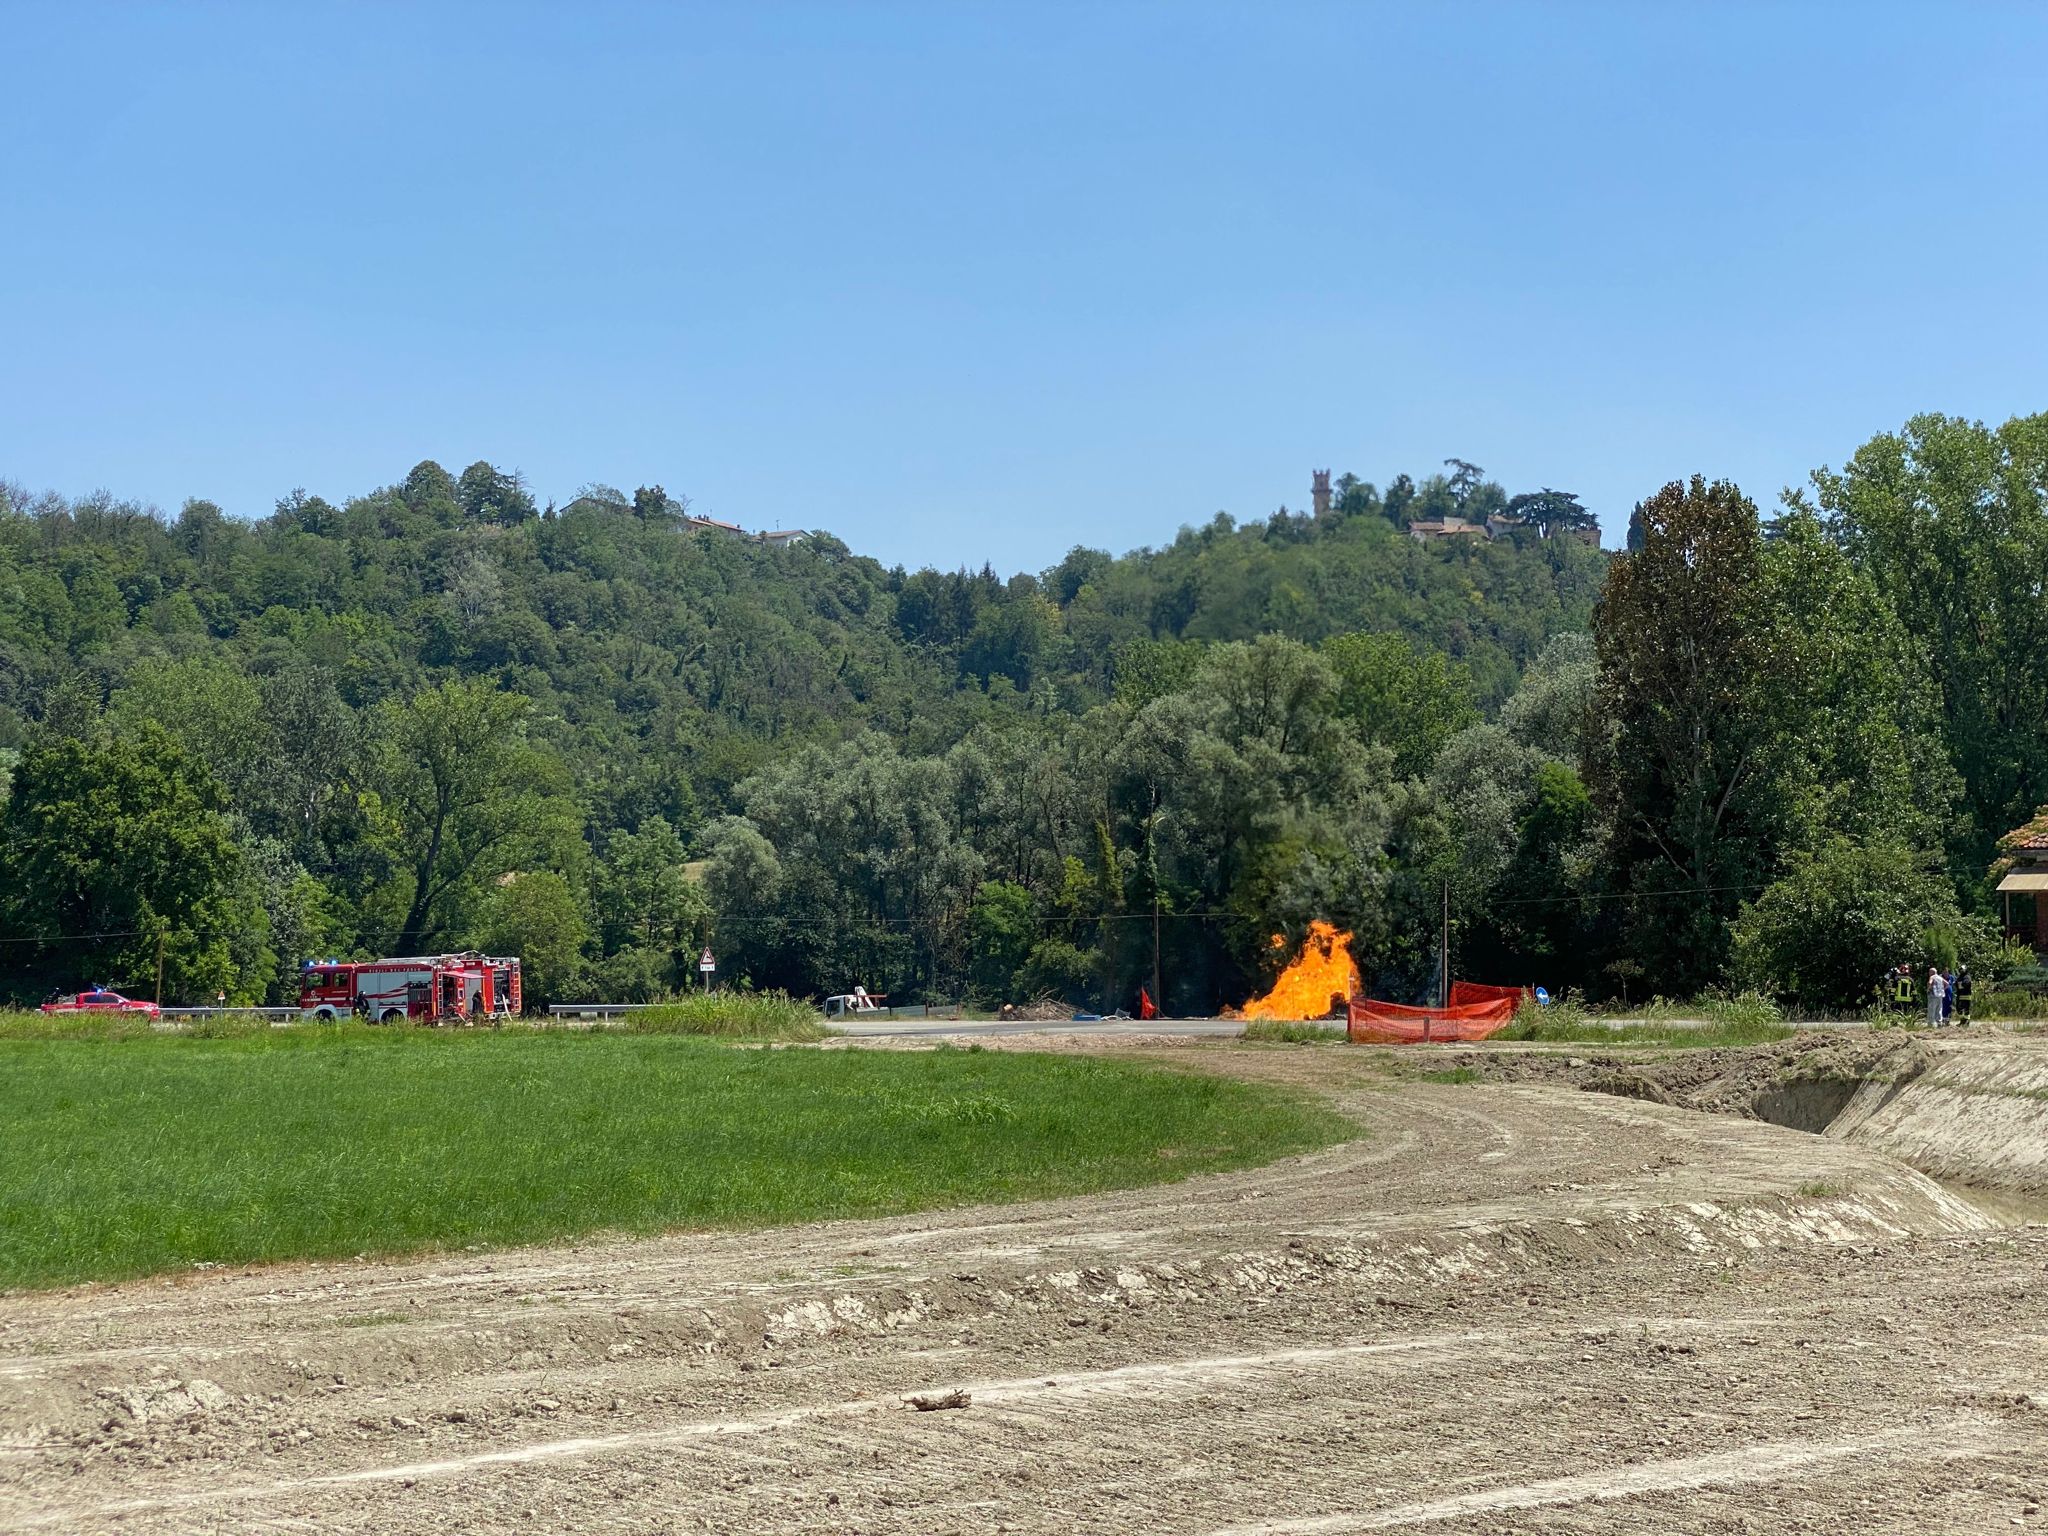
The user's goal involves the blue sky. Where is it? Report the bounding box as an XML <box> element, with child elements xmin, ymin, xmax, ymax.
<box><xmin>4</xmin><ymin>2</ymin><xmax>2044</xmax><ymax>571</ymax></box>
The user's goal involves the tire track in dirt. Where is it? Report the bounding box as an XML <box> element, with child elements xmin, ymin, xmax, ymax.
<box><xmin>7</xmin><ymin>1333</ymin><xmax>1501</xmax><ymax>1528</ymax></box>
<box><xmin>1204</xmin><ymin>1419</ymin><xmax>2001</xmax><ymax>1533</ymax></box>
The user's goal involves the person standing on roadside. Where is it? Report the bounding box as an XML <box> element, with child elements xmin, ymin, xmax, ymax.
<box><xmin>1926</xmin><ymin>966</ymin><xmax>1947</xmax><ymax>1028</ymax></box>
<box><xmin>1942</xmin><ymin>969</ymin><xmax>1956</xmax><ymax>1024</ymax></box>
<box><xmin>1955</xmin><ymin>965</ymin><xmax>1973</xmax><ymax>1024</ymax></box>
<box><xmin>1894</xmin><ymin>964</ymin><xmax>1915</xmax><ymax>1012</ymax></box>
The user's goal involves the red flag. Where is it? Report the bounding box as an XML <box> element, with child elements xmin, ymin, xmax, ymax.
<box><xmin>1138</xmin><ymin>987</ymin><xmax>1158</xmax><ymax>1021</ymax></box>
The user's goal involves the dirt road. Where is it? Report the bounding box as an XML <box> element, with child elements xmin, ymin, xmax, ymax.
<box><xmin>3</xmin><ymin>1040</ymin><xmax>2045</xmax><ymax>1533</ymax></box>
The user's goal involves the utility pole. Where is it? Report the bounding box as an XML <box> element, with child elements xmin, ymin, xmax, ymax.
<box><xmin>1152</xmin><ymin>889</ymin><xmax>1163</xmax><ymax>1017</ymax></box>
<box><xmin>1149</xmin><ymin>787</ymin><xmax>1163</xmax><ymax>1016</ymax></box>
<box><xmin>154</xmin><ymin>927</ymin><xmax>166</xmax><ymax>1009</ymax></box>
<box><xmin>1440</xmin><ymin>880</ymin><xmax>1450</xmax><ymax>1009</ymax></box>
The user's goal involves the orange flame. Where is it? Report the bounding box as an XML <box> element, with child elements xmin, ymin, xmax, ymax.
<box><xmin>1242</xmin><ymin>920</ymin><xmax>1360</xmax><ymax>1020</ymax></box>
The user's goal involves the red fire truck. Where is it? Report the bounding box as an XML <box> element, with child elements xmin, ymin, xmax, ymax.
<box><xmin>299</xmin><ymin>953</ymin><xmax>522</xmax><ymax>1023</ymax></box>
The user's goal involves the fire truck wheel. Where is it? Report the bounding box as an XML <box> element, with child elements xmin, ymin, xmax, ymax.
<box><xmin>313</xmin><ymin>1007</ymin><xmax>336</xmax><ymax>1023</ymax></box>
<box><xmin>379</xmin><ymin>1009</ymin><xmax>404</xmax><ymax>1024</ymax></box>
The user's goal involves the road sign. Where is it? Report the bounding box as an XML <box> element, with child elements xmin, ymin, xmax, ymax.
<box><xmin>698</xmin><ymin>949</ymin><xmax>716</xmax><ymax>973</ymax></box>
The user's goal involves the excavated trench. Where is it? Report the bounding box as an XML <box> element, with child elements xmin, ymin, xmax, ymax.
<box><xmin>1743</xmin><ymin>1060</ymin><xmax>2048</xmax><ymax>1223</ymax></box>
<box><xmin>1465</xmin><ymin>1030</ymin><xmax>2048</xmax><ymax>1222</ymax></box>
<box><xmin>1751</xmin><ymin>1072</ymin><xmax>1868</xmax><ymax>1135</ymax></box>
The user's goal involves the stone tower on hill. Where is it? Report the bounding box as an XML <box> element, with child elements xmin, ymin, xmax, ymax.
<box><xmin>1311</xmin><ymin>469</ymin><xmax>1332</xmax><ymax>520</ymax></box>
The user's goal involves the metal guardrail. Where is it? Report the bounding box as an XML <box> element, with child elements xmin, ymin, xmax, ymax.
<box><xmin>159</xmin><ymin>1006</ymin><xmax>301</xmax><ymax>1020</ymax></box>
<box><xmin>548</xmin><ymin>1003</ymin><xmax>658</xmax><ymax>1020</ymax></box>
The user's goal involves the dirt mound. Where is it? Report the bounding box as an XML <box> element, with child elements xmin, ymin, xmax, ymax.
<box><xmin>1634</xmin><ymin>1032</ymin><xmax>1934</xmax><ymax>1121</ymax></box>
<box><xmin>1449</xmin><ymin>1031</ymin><xmax>1936</xmax><ymax>1125</ymax></box>
<box><xmin>1577</xmin><ymin>1066</ymin><xmax>1675</xmax><ymax>1105</ymax></box>
<box><xmin>997</xmin><ymin>999</ymin><xmax>1073</xmax><ymax>1022</ymax></box>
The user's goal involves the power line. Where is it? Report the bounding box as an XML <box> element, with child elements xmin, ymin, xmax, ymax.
<box><xmin>0</xmin><ymin>880</ymin><xmax>1764</xmax><ymax>949</ymax></box>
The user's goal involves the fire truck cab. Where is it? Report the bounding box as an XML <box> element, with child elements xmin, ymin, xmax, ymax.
<box><xmin>299</xmin><ymin>953</ymin><xmax>521</xmax><ymax>1023</ymax></box>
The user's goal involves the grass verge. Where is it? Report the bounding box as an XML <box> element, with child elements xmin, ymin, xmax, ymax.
<box><xmin>624</xmin><ymin>991</ymin><xmax>827</xmax><ymax>1041</ymax></box>
<box><xmin>1498</xmin><ymin>1013</ymin><xmax>1795</xmax><ymax>1047</ymax></box>
<box><xmin>1241</xmin><ymin>1019</ymin><xmax>1343</xmax><ymax>1044</ymax></box>
<box><xmin>0</xmin><ymin>1008</ymin><xmax>272</xmax><ymax>1041</ymax></box>
<box><xmin>1496</xmin><ymin>988</ymin><xmax>1794</xmax><ymax>1047</ymax></box>
<box><xmin>0</xmin><ymin>1029</ymin><xmax>1350</xmax><ymax>1291</ymax></box>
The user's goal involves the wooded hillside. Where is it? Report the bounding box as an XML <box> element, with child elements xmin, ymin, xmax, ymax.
<box><xmin>6</xmin><ymin>420</ymin><xmax>2044</xmax><ymax>1013</ymax></box>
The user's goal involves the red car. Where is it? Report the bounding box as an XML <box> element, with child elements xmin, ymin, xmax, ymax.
<box><xmin>40</xmin><ymin>988</ymin><xmax>162</xmax><ymax>1021</ymax></box>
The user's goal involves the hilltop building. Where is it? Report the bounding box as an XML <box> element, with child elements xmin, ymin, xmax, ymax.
<box><xmin>551</xmin><ymin>492</ymin><xmax>809</xmax><ymax>546</ymax></box>
<box><xmin>1406</xmin><ymin>516</ymin><xmax>1490</xmax><ymax>543</ymax></box>
<box><xmin>1407</xmin><ymin>510</ymin><xmax>1600</xmax><ymax>547</ymax></box>
<box><xmin>684</xmin><ymin>513</ymin><xmax>809</xmax><ymax>547</ymax></box>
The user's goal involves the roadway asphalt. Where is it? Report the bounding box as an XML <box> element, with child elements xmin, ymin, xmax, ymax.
<box><xmin>830</xmin><ymin>1016</ymin><xmax>1262</xmax><ymax>1039</ymax></box>
<box><xmin>829</xmin><ymin>1015</ymin><xmax>1870</xmax><ymax>1039</ymax></box>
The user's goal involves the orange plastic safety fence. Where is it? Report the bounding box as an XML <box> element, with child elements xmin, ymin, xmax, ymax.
<box><xmin>1345</xmin><ymin>988</ymin><xmax>1525</xmax><ymax>1044</ymax></box>
<box><xmin>1447</xmin><ymin>981</ymin><xmax>1524</xmax><ymax>1009</ymax></box>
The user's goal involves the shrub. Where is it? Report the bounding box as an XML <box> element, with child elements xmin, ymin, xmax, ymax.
<box><xmin>1974</xmin><ymin>989</ymin><xmax>2048</xmax><ymax>1021</ymax></box>
<box><xmin>1730</xmin><ymin>838</ymin><xmax>1987</xmax><ymax>1008</ymax></box>
<box><xmin>1241</xmin><ymin>1019</ymin><xmax>1342</xmax><ymax>1044</ymax></box>
<box><xmin>1506</xmin><ymin>988</ymin><xmax>1592</xmax><ymax>1037</ymax></box>
<box><xmin>625</xmin><ymin>991</ymin><xmax>827</xmax><ymax>1042</ymax></box>
<box><xmin>2002</xmin><ymin>961</ymin><xmax>2048</xmax><ymax>991</ymax></box>
<box><xmin>1693</xmin><ymin>990</ymin><xmax>1783</xmax><ymax>1029</ymax></box>
<box><xmin>1981</xmin><ymin>937</ymin><xmax>2039</xmax><ymax>988</ymax></box>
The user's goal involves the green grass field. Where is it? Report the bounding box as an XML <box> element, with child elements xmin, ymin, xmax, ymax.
<box><xmin>0</xmin><ymin>1028</ymin><xmax>1350</xmax><ymax>1290</ymax></box>
<box><xmin>1497</xmin><ymin>991</ymin><xmax>1795</xmax><ymax>1047</ymax></box>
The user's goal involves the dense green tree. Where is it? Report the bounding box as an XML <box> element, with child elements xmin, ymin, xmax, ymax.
<box><xmin>592</xmin><ymin>816</ymin><xmax>710</xmax><ymax>991</ymax></box>
<box><xmin>242</xmin><ymin>835</ymin><xmax>346</xmax><ymax>1002</ymax></box>
<box><xmin>371</xmin><ymin>680</ymin><xmax>577</xmax><ymax>952</ymax></box>
<box><xmin>1323</xmin><ymin>632</ymin><xmax>1479</xmax><ymax>778</ymax></box>
<box><xmin>1813</xmin><ymin>412</ymin><xmax>2048</xmax><ymax>874</ymax></box>
<box><xmin>1759</xmin><ymin>509</ymin><xmax>1952</xmax><ymax>856</ymax></box>
<box><xmin>1503</xmin><ymin>489</ymin><xmax>1596</xmax><ymax>540</ymax></box>
<box><xmin>479</xmin><ymin>871</ymin><xmax>590</xmax><ymax>1006</ymax></box>
<box><xmin>714</xmin><ymin>737</ymin><xmax>981</xmax><ymax>998</ymax></box>
<box><xmin>967</xmin><ymin>879</ymin><xmax>1036</xmax><ymax>1003</ymax></box>
<box><xmin>108</xmin><ymin>655</ymin><xmax>274</xmax><ymax>816</ymax></box>
<box><xmin>1498</xmin><ymin>633</ymin><xmax>1595</xmax><ymax>763</ymax></box>
<box><xmin>1428</xmin><ymin>724</ymin><xmax>1546</xmax><ymax>901</ymax></box>
<box><xmin>0</xmin><ymin>725</ymin><xmax>266</xmax><ymax>1002</ymax></box>
<box><xmin>1588</xmin><ymin>477</ymin><xmax>1784</xmax><ymax>992</ymax></box>
<box><xmin>1492</xmin><ymin>761</ymin><xmax>1595</xmax><ymax>983</ymax></box>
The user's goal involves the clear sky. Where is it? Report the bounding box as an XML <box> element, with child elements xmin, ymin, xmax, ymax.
<box><xmin>4</xmin><ymin>2</ymin><xmax>2044</xmax><ymax>572</ymax></box>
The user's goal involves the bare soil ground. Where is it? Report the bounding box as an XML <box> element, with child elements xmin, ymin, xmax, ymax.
<box><xmin>3</xmin><ymin>1037</ymin><xmax>2046</xmax><ymax>1534</ymax></box>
